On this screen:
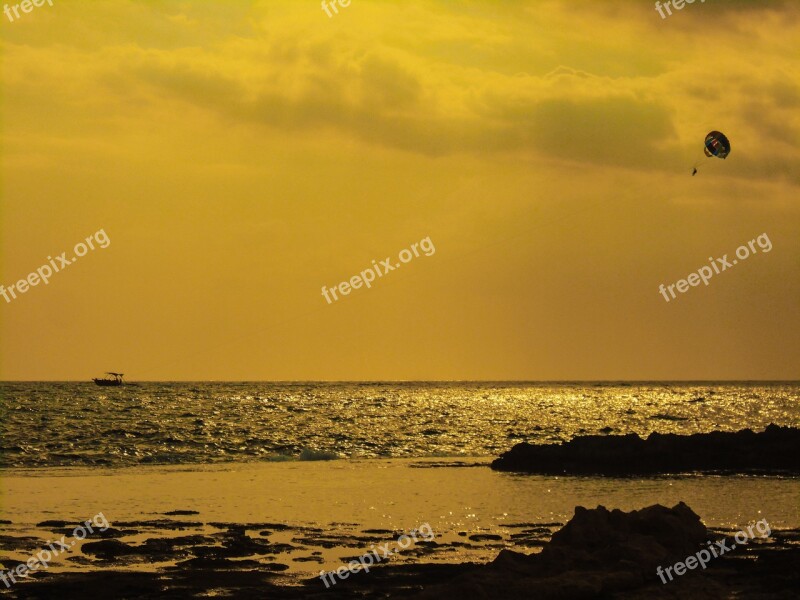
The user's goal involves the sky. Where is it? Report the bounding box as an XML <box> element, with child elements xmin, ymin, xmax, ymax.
<box><xmin>1</xmin><ymin>0</ymin><xmax>798</xmax><ymax>381</ymax></box>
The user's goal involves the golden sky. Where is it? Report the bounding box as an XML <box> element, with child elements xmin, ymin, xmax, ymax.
<box><xmin>1</xmin><ymin>0</ymin><xmax>798</xmax><ymax>380</ymax></box>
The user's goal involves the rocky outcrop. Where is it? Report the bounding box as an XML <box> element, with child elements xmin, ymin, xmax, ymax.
<box><xmin>412</xmin><ymin>503</ymin><xmax>721</xmax><ymax>599</ymax></box>
<box><xmin>491</xmin><ymin>424</ymin><xmax>800</xmax><ymax>475</ymax></box>
<box><xmin>9</xmin><ymin>503</ymin><xmax>800</xmax><ymax>599</ymax></box>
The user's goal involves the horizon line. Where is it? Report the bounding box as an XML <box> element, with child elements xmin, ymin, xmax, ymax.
<box><xmin>1</xmin><ymin>379</ymin><xmax>799</xmax><ymax>384</ymax></box>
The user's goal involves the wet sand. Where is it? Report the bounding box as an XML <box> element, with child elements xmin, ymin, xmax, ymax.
<box><xmin>2</xmin><ymin>459</ymin><xmax>798</xmax><ymax>597</ymax></box>
<box><xmin>1</xmin><ymin>508</ymin><xmax>797</xmax><ymax>598</ymax></box>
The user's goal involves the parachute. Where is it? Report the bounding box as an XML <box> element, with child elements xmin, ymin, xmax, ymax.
<box><xmin>692</xmin><ymin>130</ymin><xmax>730</xmax><ymax>175</ymax></box>
<box><xmin>703</xmin><ymin>131</ymin><xmax>731</xmax><ymax>159</ymax></box>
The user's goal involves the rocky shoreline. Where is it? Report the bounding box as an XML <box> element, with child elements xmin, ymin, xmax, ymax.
<box><xmin>3</xmin><ymin>427</ymin><xmax>799</xmax><ymax>598</ymax></box>
<box><xmin>2</xmin><ymin>502</ymin><xmax>798</xmax><ymax>598</ymax></box>
<box><xmin>410</xmin><ymin>503</ymin><xmax>800</xmax><ymax>599</ymax></box>
<box><xmin>491</xmin><ymin>424</ymin><xmax>800</xmax><ymax>475</ymax></box>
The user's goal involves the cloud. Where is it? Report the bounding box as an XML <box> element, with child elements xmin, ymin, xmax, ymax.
<box><xmin>3</xmin><ymin>0</ymin><xmax>799</xmax><ymax>174</ymax></box>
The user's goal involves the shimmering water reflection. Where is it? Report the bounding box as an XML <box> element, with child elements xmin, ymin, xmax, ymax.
<box><xmin>0</xmin><ymin>382</ymin><xmax>797</xmax><ymax>467</ymax></box>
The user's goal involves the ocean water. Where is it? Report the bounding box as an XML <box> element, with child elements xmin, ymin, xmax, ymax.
<box><xmin>2</xmin><ymin>382</ymin><xmax>799</xmax><ymax>576</ymax></box>
<box><xmin>1</xmin><ymin>382</ymin><xmax>798</xmax><ymax>468</ymax></box>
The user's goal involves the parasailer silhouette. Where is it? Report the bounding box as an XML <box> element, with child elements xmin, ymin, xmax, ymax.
<box><xmin>692</xmin><ymin>131</ymin><xmax>730</xmax><ymax>175</ymax></box>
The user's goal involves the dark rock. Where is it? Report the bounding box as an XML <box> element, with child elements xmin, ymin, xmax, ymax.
<box><xmin>36</xmin><ymin>520</ymin><xmax>70</xmax><ymax>528</ymax></box>
<box><xmin>546</xmin><ymin>502</ymin><xmax>707</xmax><ymax>570</ymax></box>
<box><xmin>196</xmin><ymin>530</ymin><xmax>295</xmax><ymax>559</ymax></box>
<box><xmin>491</xmin><ymin>424</ymin><xmax>800</xmax><ymax>475</ymax></box>
<box><xmin>209</xmin><ymin>521</ymin><xmax>291</xmax><ymax>530</ymax></box>
<box><xmin>52</xmin><ymin>526</ymin><xmax>131</xmax><ymax>539</ymax></box>
<box><xmin>114</xmin><ymin>519</ymin><xmax>203</xmax><ymax>529</ymax></box>
<box><xmin>163</xmin><ymin>510</ymin><xmax>200</xmax><ymax>516</ymax></box>
<box><xmin>172</xmin><ymin>556</ymin><xmax>263</xmax><ymax>570</ymax></box>
<box><xmin>81</xmin><ymin>539</ymin><xmax>140</xmax><ymax>560</ymax></box>
<box><xmin>468</xmin><ymin>534</ymin><xmax>503</xmax><ymax>542</ymax></box>
<box><xmin>84</xmin><ymin>527</ymin><xmax>130</xmax><ymax>539</ymax></box>
<box><xmin>64</xmin><ymin>555</ymin><xmax>95</xmax><ymax>565</ymax></box>
<box><xmin>362</xmin><ymin>528</ymin><xmax>395</xmax><ymax>534</ymax></box>
<box><xmin>169</xmin><ymin>534</ymin><xmax>216</xmax><ymax>547</ymax></box>
<box><xmin>292</xmin><ymin>555</ymin><xmax>324</xmax><ymax>563</ymax></box>
<box><xmin>0</xmin><ymin>535</ymin><xmax>45</xmax><ymax>552</ymax></box>
<box><xmin>413</xmin><ymin>502</ymin><xmax>712</xmax><ymax>599</ymax></box>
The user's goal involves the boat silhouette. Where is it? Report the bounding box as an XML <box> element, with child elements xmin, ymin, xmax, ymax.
<box><xmin>92</xmin><ymin>372</ymin><xmax>125</xmax><ymax>386</ymax></box>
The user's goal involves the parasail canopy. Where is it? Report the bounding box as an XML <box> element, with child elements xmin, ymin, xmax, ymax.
<box><xmin>703</xmin><ymin>131</ymin><xmax>731</xmax><ymax>159</ymax></box>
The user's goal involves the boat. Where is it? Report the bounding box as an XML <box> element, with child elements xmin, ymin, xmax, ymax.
<box><xmin>93</xmin><ymin>372</ymin><xmax>125</xmax><ymax>386</ymax></box>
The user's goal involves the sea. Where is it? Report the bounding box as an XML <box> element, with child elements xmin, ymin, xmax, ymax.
<box><xmin>1</xmin><ymin>381</ymin><xmax>797</xmax><ymax>468</ymax></box>
<box><xmin>1</xmin><ymin>382</ymin><xmax>798</xmax><ymax>575</ymax></box>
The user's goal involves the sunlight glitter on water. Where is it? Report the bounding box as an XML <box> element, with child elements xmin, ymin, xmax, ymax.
<box><xmin>0</xmin><ymin>382</ymin><xmax>797</xmax><ymax>467</ymax></box>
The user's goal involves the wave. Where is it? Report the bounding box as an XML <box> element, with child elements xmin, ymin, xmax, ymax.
<box><xmin>298</xmin><ymin>448</ymin><xmax>339</xmax><ymax>461</ymax></box>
